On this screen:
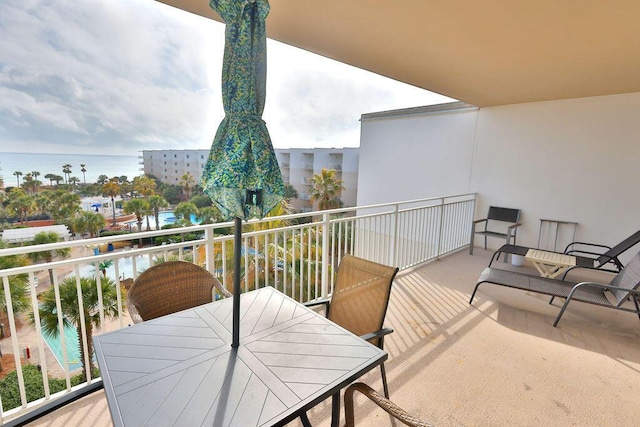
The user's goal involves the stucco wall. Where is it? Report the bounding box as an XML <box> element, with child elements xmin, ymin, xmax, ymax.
<box><xmin>359</xmin><ymin>93</ymin><xmax>640</xmax><ymax>259</ymax></box>
<box><xmin>357</xmin><ymin>107</ymin><xmax>478</xmax><ymax>205</ymax></box>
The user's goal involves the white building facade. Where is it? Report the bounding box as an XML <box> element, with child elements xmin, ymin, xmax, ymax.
<box><xmin>141</xmin><ymin>148</ymin><xmax>359</xmax><ymax>211</ymax></box>
<box><xmin>358</xmin><ymin>95</ymin><xmax>640</xmax><ymax>260</ymax></box>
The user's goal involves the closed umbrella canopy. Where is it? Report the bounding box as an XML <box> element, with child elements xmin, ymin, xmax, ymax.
<box><xmin>202</xmin><ymin>0</ymin><xmax>284</xmax><ymax>348</ymax></box>
<box><xmin>202</xmin><ymin>0</ymin><xmax>284</xmax><ymax>221</ymax></box>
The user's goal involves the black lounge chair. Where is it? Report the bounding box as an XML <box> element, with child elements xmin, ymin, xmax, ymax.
<box><xmin>488</xmin><ymin>229</ymin><xmax>640</xmax><ymax>274</ymax></box>
<box><xmin>470</xmin><ymin>250</ymin><xmax>640</xmax><ymax>326</ymax></box>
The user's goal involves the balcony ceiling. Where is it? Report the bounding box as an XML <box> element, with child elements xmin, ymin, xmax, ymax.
<box><xmin>159</xmin><ymin>0</ymin><xmax>640</xmax><ymax>107</ymax></box>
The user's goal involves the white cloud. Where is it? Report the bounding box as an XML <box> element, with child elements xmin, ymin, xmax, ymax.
<box><xmin>0</xmin><ymin>0</ymin><xmax>454</xmax><ymax>155</ymax></box>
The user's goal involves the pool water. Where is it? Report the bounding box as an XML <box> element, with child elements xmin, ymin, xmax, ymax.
<box><xmin>126</xmin><ymin>211</ymin><xmax>201</xmax><ymax>230</ymax></box>
<box><xmin>42</xmin><ymin>323</ymin><xmax>85</xmax><ymax>372</ymax></box>
<box><xmin>86</xmin><ymin>255</ymin><xmax>151</xmax><ymax>281</ymax></box>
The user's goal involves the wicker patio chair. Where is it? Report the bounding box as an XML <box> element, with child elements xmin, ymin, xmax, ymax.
<box><xmin>345</xmin><ymin>382</ymin><xmax>432</xmax><ymax>427</ymax></box>
<box><xmin>127</xmin><ymin>261</ymin><xmax>231</xmax><ymax>323</ymax></box>
<box><xmin>307</xmin><ymin>254</ymin><xmax>399</xmax><ymax>397</ymax></box>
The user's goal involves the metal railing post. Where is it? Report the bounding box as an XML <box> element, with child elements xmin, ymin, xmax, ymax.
<box><xmin>204</xmin><ymin>228</ymin><xmax>215</xmax><ymax>273</ymax></box>
<box><xmin>391</xmin><ymin>204</ymin><xmax>399</xmax><ymax>266</ymax></box>
<box><xmin>321</xmin><ymin>212</ymin><xmax>330</xmax><ymax>299</ymax></box>
<box><xmin>436</xmin><ymin>198</ymin><xmax>446</xmax><ymax>259</ymax></box>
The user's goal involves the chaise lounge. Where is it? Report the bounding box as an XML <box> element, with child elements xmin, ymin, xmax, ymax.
<box><xmin>487</xmin><ymin>229</ymin><xmax>640</xmax><ymax>274</ymax></box>
<box><xmin>470</xmin><ymin>250</ymin><xmax>640</xmax><ymax>327</ymax></box>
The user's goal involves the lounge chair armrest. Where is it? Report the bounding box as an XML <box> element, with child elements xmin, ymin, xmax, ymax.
<box><xmin>564</xmin><ymin>241</ymin><xmax>612</xmax><ymax>254</ymax></box>
<box><xmin>572</xmin><ymin>281</ymin><xmax>640</xmax><ymax>295</ymax></box>
<box><xmin>507</xmin><ymin>222</ymin><xmax>521</xmax><ymax>230</ymax></box>
<box><xmin>564</xmin><ymin>249</ymin><xmax>602</xmax><ymax>258</ymax></box>
<box><xmin>472</xmin><ymin>218</ymin><xmax>488</xmax><ymax>225</ymax></box>
<box><xmin>360</xmin><ymin>327</ymin><xmax>394</xmax><ymax>342</ymax></box>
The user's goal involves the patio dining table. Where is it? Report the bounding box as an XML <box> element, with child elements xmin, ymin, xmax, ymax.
<box><xmin>93</xmin><ymin>286</ymin><xmax>387</xmax><ymax>427</ymax></box>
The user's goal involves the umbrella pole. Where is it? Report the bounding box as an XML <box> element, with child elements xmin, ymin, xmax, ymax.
<box><xmin>232</xmin><ymin>216</ymin><xmax>242</xmax><ymax>348</ymax></box>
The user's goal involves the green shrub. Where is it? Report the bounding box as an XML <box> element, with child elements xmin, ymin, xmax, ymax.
<box><xmin>0</xmin><ymin>365</ymin><xmax>89</xmax><ymax>410</ymax></box>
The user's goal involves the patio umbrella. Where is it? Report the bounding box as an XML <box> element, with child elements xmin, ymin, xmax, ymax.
<box><xmin>202</xmin><ymin>0</ymin><xmax>284</xmax><ymax>348</ymax></box>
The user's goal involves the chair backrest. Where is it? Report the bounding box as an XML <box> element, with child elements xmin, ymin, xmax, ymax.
<box><xmin>327</xmin><ymin>255</ymin><xmax>399</xmax><ymax>343</ymax></box>
<box><xmin>597</xmin><ymin>230</ymin><xmax>640</xmax><ymax>266</ymax></box>
<box><xmin>607</xmin><ymin>250</ymin><xmax>640</xmax><ymax>306</ymax></box>
<box><xmin>487</xmin><ymin>206</ymin><xmax>521</xmax><ymax>223</ymax></box>
<box><xmin>128</xmin><ymin>261</ymin><xmax>229</xmax><ymax>322</ymax></box>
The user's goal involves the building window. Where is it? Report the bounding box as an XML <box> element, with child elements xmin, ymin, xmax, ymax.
<box><xmin>174</xmin><ymin>154</ymin><xmax>177</xmax><ymax>158</ymax></box>
<box><xmin>187</xmin><ymin>155</ymin><xmax>190</xmax><ymax>158</ymax></box>
<box><xmin>175</xmin><ymin>170</ymin><xmax>178</xmax><ymax>173</ymax></box>
<box><xmin>187</xmin><ymin>163</ymin><xmax>190</xmax><ymax>167</ymax></box>
<box><xmin>201</xmin><ymin>155</ymin><xmax>204</xmax><ymax>159</ymax></box>
<box><xmin>164</xmin><ymin>161</ymin><xmax>166</xmax><ymax>165</ymax></box>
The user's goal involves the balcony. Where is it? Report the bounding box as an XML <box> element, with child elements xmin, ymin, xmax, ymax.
<box><xmin>23</xmin><ymin>245</ymin><xmax>640</xmax><ymax>426</ymax></box>
<box><xmin>2</xmin><ymin>194</ymin><xmax>639</xmax><ymax>426</ymax></box>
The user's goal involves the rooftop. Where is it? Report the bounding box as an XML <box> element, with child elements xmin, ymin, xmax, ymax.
<box><xmin>30</xmin><ymin>248</ymin><xmax>640</xmax><ymax>426</ymax></box>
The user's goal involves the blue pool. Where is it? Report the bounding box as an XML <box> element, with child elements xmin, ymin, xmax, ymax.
<box><xmin>42</xmin><ymin>324</ymin><xmax>85</xmax><ymax>372</ymax></box>
<box><xmin>126</xmin><ymin>211</ymin><xmax>201</xmax><ymax>230</ymax></box>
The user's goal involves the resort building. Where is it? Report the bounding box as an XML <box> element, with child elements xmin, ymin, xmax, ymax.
<box><xmin>139</xmin><ymin>149</ymin><xmax>209</xmax><ymax>185</ymax></box>
<box><xmin>141</xmin><ymin>147</ymin><xmax>359</xmax><ymax>211</ymax></box>
<box><xmin>274</xmin><ymin>147</ymin><xmax>359</xmax><ymax>211</ymax></box>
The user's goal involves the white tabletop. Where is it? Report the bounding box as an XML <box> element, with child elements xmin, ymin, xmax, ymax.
<box><xmin>94</xmin><ymin>286</ymin><xmax>386</xmax><ymax>427</ymax></box>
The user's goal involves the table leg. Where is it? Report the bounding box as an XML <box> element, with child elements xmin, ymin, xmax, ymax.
<box><xmin>331</xmin><ymin>392</ymin><xmax>340</xmax><ymax>427</ymax></box>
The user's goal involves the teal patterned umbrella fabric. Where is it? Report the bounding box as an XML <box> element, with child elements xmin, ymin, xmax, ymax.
<box><xmin>202</xmin><ymin>0</ymin><xmax>284</xmax><ymax>221</ymax></box>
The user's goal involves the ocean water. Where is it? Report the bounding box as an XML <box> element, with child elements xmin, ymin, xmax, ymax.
<box><xmin>0</xmin><ymin>152</ymin><xmax>140</xmax><ymax>186</ymax></box>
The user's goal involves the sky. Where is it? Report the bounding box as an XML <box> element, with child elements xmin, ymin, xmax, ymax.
<box><xmin>0</xmin><ymin>0</ymin><xmax>454</xmax><ymax>156</ymax></box>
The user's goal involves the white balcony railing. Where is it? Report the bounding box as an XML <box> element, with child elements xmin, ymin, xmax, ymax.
<box><xmin>0</xmin><ymin>193</ymin><xmax>475</xmax><ymax>422</ymax></box>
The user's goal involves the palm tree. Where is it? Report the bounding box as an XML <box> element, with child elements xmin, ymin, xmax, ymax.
<box><xmin>309</xmin><ymin>168</ymin><xmax>345</xmax><ymax>210</ymax></box>
<box><xmin>69</xmin><ymin>176</ymin><xmax>81</xmax><ymax>186</ymax></box>
<box><xmin>62</xmin><ymin>164</ymin><xmax>72</xmax><ymax>184</ymax></box>
<box><xmin>123</xmin><ymin>198</ymin><xmax>149</xmax><ymax>232</ymax></box>
<box><xmin>96</xmin><ymin>260</ymin><xmax>114</xmax><ymax>278</ymax></box>
<box><xmin>7</xmin><ymin>189</ymin><xmax>35</xmax><ymax>224</ymax></box>
<box><xmin>198</xmin><ymin>206</ymin><xmax>223</xmax><ymax>224</ymax></box>
<box><xmin>133</xmin><ymin>176</ymin><xmax>156</xmax><ymax>198</ymax></box>
<box><xmin>0</xmin><ymin>241</ymin><xmax>30</xmax><ymax>337</ymax></box>
<box><xmin>47</xmin><ymin>190</ymin><xmax>81</xmax><ymax>222</ymax></box>
<box><xmin>31</xmin><ymin>171</ymin><xmax>41</xmax><ymax>183</ymax></box>
<box><xmin>44</xmin><ymin>173</ymin><xmax>56</xmax><ymax>187</ymax></box>
<box><xmin>179</xmin><ymin>173</ymin><xmax>195</xmax><ymax>201</ymax></box>
<box><xmin>13</xmin><ymin>171</ymin><xmax>22</xmax><ymax>187</ymax></box>
<box><xmin>52</xmin><ymin>175</ymin><xmax>64</xmax><ymax>185</ymax></box>
<box><xmin>284</xmin><ymin>184</ymin><xmax>298</xmax><ymax>200</ymax></box>
<box><xmin>97</xmin><ymin>175</ymin><xmax>109</xmax><ymax>185</ymax></box>
<box><xmin>72</xmin><ymin>211</ymin><xmax>106</xmax><ymax>238</ymax></box>
<box><xmin>102</xmin><ymin>181</ymin><xmax>121</xmax><ymax>226</ymax></box>
<box><xmin>147</xmin><ymin>194</ymin><xmax>168</xmax><ymax>230</ymax></box>
<box><xmin>30</xmin><ymin>276</ymin><xmax>119</xmax><ymax>379</ymax></box>
<box><xmin>21</xmin><ymin>173</ymin><xmax>37</xmax><ymax>194</ymax></box>
<box><xmin>174</xmin><ymin>201</ymin><xmax>198</xmax><ymax>225</ymax></box>
<box><xmin>80</xmin><ymin>164</ymin><xmax>87</xmax><ymax>184</ymax></box>
<box><xmin>28</xmin><ymin>231</ymin><xmax>71</xmax><ymax>286</ymax></box>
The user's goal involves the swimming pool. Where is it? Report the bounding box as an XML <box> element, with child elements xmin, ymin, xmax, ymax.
<box><xmin>126</xmin><ymin>211</ymin><xmax>201</xmax><ymax>230</ymax></box>
<box><xmin>42</xmin><ymin>324</ymin><xmax>85</xmax><ymax>372</ymax></box>
<box><xmin>79</xmin><ymin>255</ymin><xmax>151</xmax><ymax>281</ymax></box>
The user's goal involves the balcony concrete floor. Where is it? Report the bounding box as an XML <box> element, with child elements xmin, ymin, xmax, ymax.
<box><xmin>29</xmin><ymin>249</ymin><xmax>640</xmax><ymax>426</ymax></box>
